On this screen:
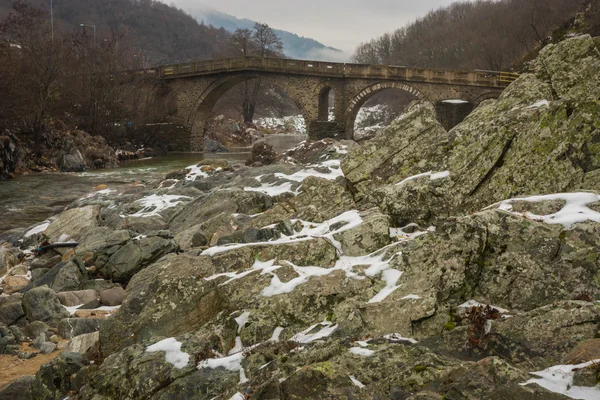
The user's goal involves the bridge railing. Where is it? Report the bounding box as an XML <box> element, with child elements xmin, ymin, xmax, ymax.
<box><xmin>158</xmin><ymin>57</ymin><xmax>513</xmax><ymax>87</ymax></box>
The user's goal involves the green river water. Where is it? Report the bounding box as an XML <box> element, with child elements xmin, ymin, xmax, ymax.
<box><xmin>0</xmin><ymin>134</ymin><xmax>306</xmax><ymax>234</ymax></box>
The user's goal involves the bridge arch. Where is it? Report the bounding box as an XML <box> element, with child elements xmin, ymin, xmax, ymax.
<box><xmin>185</xmin><ymin>73</ymin><xmax>312</xmax><ymax>150</ymax></box>
<box><xmin>472</xmin><ymin>91</ymin><xmax>502</xmax><ymax>106</ymax></box>
<box><xmin>344</xmin><ymin>81</ymin><xmax>428</xmax><ymax>139</ymax></box>
<box><xmin>317</xmin><ymin>86</ymin><xmax>335</xmax><ymax>121</ymax></box>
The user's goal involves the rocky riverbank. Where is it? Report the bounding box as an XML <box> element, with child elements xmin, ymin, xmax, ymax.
<box><xmin>1</xmin><ymin>35</ymin><xmax>600</xmax><ymax>399</ymax></box>
<box><xmin>0</xmin><ymin>127</ymin><xmax>120</xmax><ymax>180</ymax></box>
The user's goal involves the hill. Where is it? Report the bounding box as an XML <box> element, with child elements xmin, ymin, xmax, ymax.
<box><xmin>191</xmin><ymin>7</ymin><xmax>347</xmax><ymax>61</ymax></box>
<box><xmin>353</xmin><ymin>0</ymin><xmax>593</xmax><ymax>71</ymax></box>
<box><xmin>0</xmin><ymin>0</ymin><xmax>231</xmax><ymax>65</ymax></box>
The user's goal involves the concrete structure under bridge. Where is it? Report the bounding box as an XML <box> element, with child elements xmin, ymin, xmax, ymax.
<box><xmin>157</xmin><ymin>56</ymin><xmax>517</xmax><ymax>151</ymax></box>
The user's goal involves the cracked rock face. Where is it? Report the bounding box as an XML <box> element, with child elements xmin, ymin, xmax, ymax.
<box><xmin>362</xmin><ymin>35</ymin><xmax>600</xmax><ymax>224</ymax></box>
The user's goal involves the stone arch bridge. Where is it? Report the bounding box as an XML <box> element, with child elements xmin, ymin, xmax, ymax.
<box><xmin>157</xmin><ymin>56</ymin><xmax>515</xmax><ymax>151</ymax></box>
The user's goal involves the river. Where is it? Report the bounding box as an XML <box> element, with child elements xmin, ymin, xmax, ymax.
<box><xmin>0</xmin><ymin>134</ymin><xmax>307</xmax><ymax>235</ymax></box>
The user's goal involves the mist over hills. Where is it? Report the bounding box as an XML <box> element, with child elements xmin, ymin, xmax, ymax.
<box><xmin>192</xmin><ymin>7</ymin><xmax>348</xmax><ymax>62</ymax></box>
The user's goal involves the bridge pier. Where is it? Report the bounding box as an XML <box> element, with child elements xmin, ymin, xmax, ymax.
<box><xmin>435</xmin><ymin>101</ymin><xmax>474</xmax><ymax>131</ymax></box>
<box><xmin>308</xmin><ymin>121</ymin><xmax>346</xmax><ymax>140</ymax></box>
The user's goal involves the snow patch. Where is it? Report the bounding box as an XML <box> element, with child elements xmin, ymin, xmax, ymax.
<box><xmin>491</xmin><ymin>192</ymin><xmax>600</xmax><ymax>228</ymax></box>
<box><xmin>522</xmin><ymin>359</ymin><xmax>600</xmax><ymax>399</ymax></box>
<box><xmin>396</xmin><ymin>171</ymin><xmax>450</xmax><ymax>186</ymax></box>
<box><xmin>24</xmin><ymin>221</ymin><xmax>50</xmax><ymax>238</ymax></box>
<box><xmin>350</xmin><ymin>347</ymin><xmax>375</xmax><ymax>356</ymax></box>
<box><xmin>291</xmin><ymin>321</ymin><xmax>338</xmax><ymax>343</ymax></box>
<box><xmin>124</xmin><ymin>194</ymin><xmax>191</xmax><ymax>218</ymax></box>
<box><xmin>349</xmin><ymin>375</ymin><xmax>366</xmax><ymax>389</ymax></box>
<box><xmin>146</xmin><ymin>338</ymin><xmax>190</xmax><ymax>369</ymax></box>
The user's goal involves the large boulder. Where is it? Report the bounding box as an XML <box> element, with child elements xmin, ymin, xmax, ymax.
<box><xmin>370</xmin><ymin>35</ymin><xmax>600</xmax><ymax>224</ymax></box>
<box><xmin>169</xmin><ymin>189</ymin><xmax>272</xmax><ymax>234</ymax></box>
<box><xmin>100</xmin><ymin>254</ymin><xmax>227</xmax><ymax>356</ymax></box>
<box><xmin>0</xmin><ymin>294</ymin><xmax>25</xmax><ymax>326</ymax></box>
<box><xmin>342</xmin><ymin>101</ymin><xmax>450</xmax><ymax>200</ymax></box>
<box><xmin>26</xmin><ymin>352</ymin><xmax>88</xmax><ymax>400</ymax></box>
<box><xmin>22</xmin><ymin>286</ymin><xmax>70</xmax><ymax>326</ymax></box>
<box><xmin>44</xmin><ymin>205</ymin><xmax>101</xmax><ymax>243</ymax></box>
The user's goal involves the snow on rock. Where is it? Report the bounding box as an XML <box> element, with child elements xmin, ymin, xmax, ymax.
<box><xmin>349</xmin><ymin>347</ymin><xmax>375</xmax><ymax>356</ymax></box>
<box><xmin>525</xmin><ymin>100</ymin><xmax>550</xmax><ymax>109</ymax></box>
<box><xmin>63</xmin><ymin>304</ymin><xmax>121</xmax><ymax>317</ymax></box>
<box><xmin>349</xmin><ymin>375</ymin><xmax>366</xmax><ymax>389</ymax></box>
<box><xmin>184</xmin><ymin>165</ymin><xmax>209</xmax><ymax>182</ymax></box>
<box><xmin>521</xmin><ymin>359</ymin><xmax>600</xmax><ymax>400</ymax></box>
<box><xmin>291</xmin><ymin>321</ymin><xmax>338</xmax><ymax>344</ymax></box>
<box><xmin>458</xmin><ymin>299</ymin><xmax>510</xmax><ymax>314</ymax></box>
<box><xmin>270</xmin><ymin>327</ymin><xmax>284</xmax><ymax>342</ymax></box>
<box><xmin>201</xmin><ymin>210</ymin><xmax>363</xmax><ymax>256</ymax></box>
<box><xmin>205</xmin><ymin>241</ymin><xmax>405</xmax><ymax>304</ymax></box>
<box><xmin>382</xmin><ymin>333</ymin><xmax>418</xmax><ymax>344</ymax></box>
<box><xmin>197</xmin><ymin>352</ymin><xmax>244</xmax><ymax>371</ymax></box>
<box><xmin>24</xmin><ymin>221</ymin><xmax>51</xmax><ymax>238</ymax></box>
<box><xmin>256</xmin><ymin>114</ymin><xmax>307</xmax><ymax>134</ymax></box>
<box><xmin>146</xmin><ymin>338</ymin><xmax>190</xmax><ymax>369</ymax></box>
<box><xmin>243</xmin><ymin>159</ymin><xmax>344</xmax><ymax>196</ymax></box>
<box><xmin>124</xmin><ymin>194</ymin><xmax>191</xmax><ymax>218</ymax></box>
<box><xmin>396</xmin><ymin>171</ymin><xmax>450</xmax><ymax>186</ymax></box>
<box><xmin>491</xmin><ymin>192</ymin><xmax>600</xmax><ymax>228</ymax></box>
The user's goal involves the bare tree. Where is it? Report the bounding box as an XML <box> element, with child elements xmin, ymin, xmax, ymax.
<box><xmin>252</xmin><ymin>22</ymin><xmax>284</xmax><ymax>57</ymax></box>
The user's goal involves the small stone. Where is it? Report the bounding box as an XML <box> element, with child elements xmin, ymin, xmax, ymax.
<box><xmin>18</xmin><ymin>351</ymin><xmax>37</xmax><ymax>360</ymax></box>
<box><xmin>39</xmin><ymin>342</ymin><xmax>57</xmax><ymax>354</ymax></box>
<box><xmin>1</xmin><ymin>275</ymin><xmax>30</xmax><ymax>294</ymax></box>
<box><xmin>99</xmin><ymin>287</ymin><xmax>126</xmax><ymax>306</ymax></box>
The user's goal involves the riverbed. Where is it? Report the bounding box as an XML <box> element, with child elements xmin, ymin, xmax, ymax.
<box><xmin>0</xmin><ymin>134</ymin><xmax>306</xmax><ymax>234</ymax></box>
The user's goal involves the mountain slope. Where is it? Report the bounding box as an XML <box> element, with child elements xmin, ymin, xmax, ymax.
<box><xmin>192</xmin><ymin>7</ymin><xmax>347</xmax><ymax>61</ymax></box>
<box><xmin>0</xmin><ymin>0</ymin><xmax>231</xmax><ymax>65</ymax></box>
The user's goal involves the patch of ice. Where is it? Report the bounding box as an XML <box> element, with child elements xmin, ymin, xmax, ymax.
<box><xmin>349</xmin><ymin>375</ymin><xmax>366</xmax><ymax>389</ymax></box>
<box><xmin>350</xmin><ymin>347</ymin><xmax>375</xmax><ymax>356</ymax></box>
<box><xmin>396</xmin><ymin>170</ymin><xmax>450</xmax><ymax>186</ymax></box>
<box><xmin>24</xmin><ymin>221</ymin><xmax>50</xmax><ymax>238</ymax></box>
<box><xmin>124</xmin><ymin>194</ymin><xmax>191</xmax><ymax>218</ymax></box>
<box><xmin>63</xmin><ymin>304</ymin><xmax>121</xmax><ymax>316</ymax></box>
<box><xmin>490</xmin><ymin>192</ymin><xmax>600</xmax><ymax>229</ymax></box>
<box><xmin>235</xmin><ymin>311</ymin><xmax>251</xmax><ymax>331</ymax></box>
<box><xmin>389</xmin><ymin>223</ymin><xmax>430</xmax><ymax>240</ymax></box>
<box><xmin>521</xmin><ymin>359</ymin><xmax>600</xmax><ymax>399</ymax></box>
<box><xmin>146</xmin><ymin>338</ymin><xmax>190</xmax><ymax>369</ymax></box>
<box><xmin>291</xmin><ymin>322</ymin><xmax>338</xmax><ymax>344</ymax></box>
<box><xmin>229</xmin><ymin>392</ymin><xmax>245</xmax><ymax>400</ymax></box>
<box><xmin>356</xmin><ymin>341</ymin><xmax>369</xmax><ymax>347</ymax></box>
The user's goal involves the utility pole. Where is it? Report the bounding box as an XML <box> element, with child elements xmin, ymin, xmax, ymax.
<box><xmin>80</xmin><ymin>23</ymin><xmax>96</xmax><ymax>42</ymax></box>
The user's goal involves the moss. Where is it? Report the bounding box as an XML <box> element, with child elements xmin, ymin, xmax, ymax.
<box><xmin>312</xmin><ymin>361</ymin><xmax>335</xmax><ymax>378</ymax></box>
<box><xmin>280</xmin><ymin>356</ymin><xmax>288</xmax><ymax>363</ymax></box>
<box><xmin>414</xmin><ymin>365</ymin><xmax>427</xmax><ymax>373</ymax></box>
<box><xmin>326</xmin><ymin>313</ymin><xmax>334</xmax><ymax>322</ymax></box>
<box><xmin>444</xmin><ymin>321</ymin><xmax>456</xmax><ymax>331</ymax></box>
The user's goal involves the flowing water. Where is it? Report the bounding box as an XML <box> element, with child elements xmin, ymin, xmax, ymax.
<box><xmin>0</xmin><ymin>134</ymin><xmax>306</xmax><ymax>234</ymax></box>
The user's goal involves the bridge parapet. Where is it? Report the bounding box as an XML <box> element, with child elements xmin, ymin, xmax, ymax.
<box><xmin>159</xmin><ymin>56</ymin><xmax>515</xmax><ymax>88</ymax></box>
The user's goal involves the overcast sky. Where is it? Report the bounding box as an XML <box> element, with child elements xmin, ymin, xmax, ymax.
<box><xmin>169</xmin><ymin>0</ymin><xmax>459</xmax><ymax>53</ymax></box>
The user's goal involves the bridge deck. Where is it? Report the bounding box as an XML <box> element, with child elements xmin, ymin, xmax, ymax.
<box><xmin>154</xmin><ymin>56</ymin><xmax>518</xmax><ymax>88</ymax></box>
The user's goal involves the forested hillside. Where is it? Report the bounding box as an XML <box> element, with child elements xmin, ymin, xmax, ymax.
<box><xmin>353</xmin><ymin>0</ymin><xmax>596</xmax><ymax>71</ymax></box>
<box><xmin>0</xmin><ymin>0</ymin><xmax>231</xmax><ymax>65</ymax></box>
